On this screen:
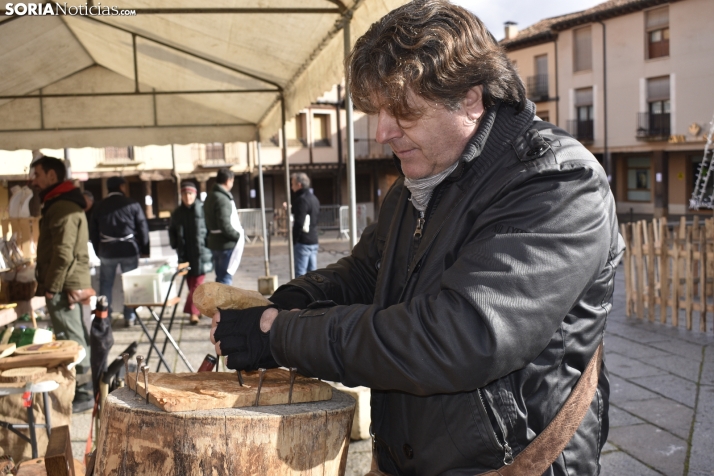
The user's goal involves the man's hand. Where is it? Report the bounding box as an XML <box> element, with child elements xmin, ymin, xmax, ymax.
<box><xmin>210</xmin><ymin>306</ymin><xmax>279</xmax><ymax>371</ymax></box>
<box><xmin>45</xmin><ymin>292</ymin><xmax>54</xmax><ymax>301</ymax></box>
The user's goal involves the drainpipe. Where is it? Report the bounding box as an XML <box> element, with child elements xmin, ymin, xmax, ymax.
<box><xmin>554</xmin><ymin>35</ymin><xmax>559</xmax><ymax>126</ymax></box>
<box><xmin>598</xmin><ymin>20</ymin><xmax>611</xmax><ymax>187</ymax></box>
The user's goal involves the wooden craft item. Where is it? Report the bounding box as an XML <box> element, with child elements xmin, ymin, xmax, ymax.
<box><xmin>14</xmin><ymin>341</ymin><xmax>77</xmax><ymax>355</ymax></box>
<box><xmin>14</xmin><ymin>458</ymin><xmax>85</xmax><ymax>476</ymax></box>
<box><xmin>0</xmin><ymin>366</ymin><xmax>47</xmax><ymax>383</ymax></box>
<box><xmin>0</xmin><ymin>342</ymin><xmax>16</xmax><ymax>359</ymax></box>
<box><xmin>44</xmin><ymin>425</ymin><xmax>75</xmax><ymax>476</ymax></box>
<box><xmin>126</xmin><ymin>368</ymin><xmax>332</xmax><ymax>412</ymax></box>
<box><xmin>0</xmin><ymin>343</ymin><xmax>80</xmax><ymax>371</ymax></box>
<box><xmin>94</xmin><ymin>387</ymin><xmax>355</xmax><ymax>476</ymax></box>
<box><xmin>192</xmin><ymin>282</ymin><xmax>270</xmax><ymax>317</ymax></box>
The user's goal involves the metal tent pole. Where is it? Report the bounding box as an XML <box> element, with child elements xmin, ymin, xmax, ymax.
<box><xmin>344</xmin><ymin>14</ymin><xmax>357</xmax><ymax>249</ymax></box>
<box><xmin>281</xmin><ymin>95</ymin><xmax>296</xmax><ymax>279</ymax></box>
<box><xmin>256</xmin><ymin>135</ymin><xmax>270</xmax><ymax>276</ymax></box>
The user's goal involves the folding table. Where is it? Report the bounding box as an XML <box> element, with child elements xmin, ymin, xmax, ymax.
<box><xmin>124</xmin><ymin>262</ymin><xmax>195</xmax><ymax>373</ymax></box>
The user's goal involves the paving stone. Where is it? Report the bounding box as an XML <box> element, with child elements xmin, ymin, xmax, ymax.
<box><xmin>631</xmin><ymin>373</ymin><xmax>697</xmax><ymax>408</ymax></box>
<box><xmin>601</xmin><ymin>442</ymin><xmax>618</xmax><ymax>454</ymax></box>
<box><xmin>689</xmin><ymin>385</ymin><xmax>714</xmax><ymax>476</ymax></box>
<box><xmin>608</xmin><ymin>405</ymin><xmax>645</xmax><ymax>428</ymax></box>
<box><xmin>599</xmin><ymin>450</ymin><xmax>664</xmax><ymax>476</ymax></box>
<box><xmin>604</xmin><ymin>352</ymin><xmax>668</xmax><ymax>380</ymax></box>
<box><xmin>701</xmin><ymin>347</ymin><xmax>714</xmax><ymax>386</ymax></box>
<box><xmin>345</xmin><ymin>439</ymin><xmax>372</xmax><ymax>476</ymax></box>
<box><xmin>604</xmin><ymin>334</ymin><xmax>673</xmax><ymax>361</ymax></box>
<box><xmin>644</xmin><ymin>353</ymin><xmax>702</xmax><ymax>383</ymax></box>
<box><xmin>606</xmin><ymin>325</ymin><xmax>672</xmax><ymax>344</ymax></box>
<box><xmin>609</xmin><ymin>375</ymin><xmax>661</xmax><ymax>405</ymax></box>
<box><xmin>607</xmin><ymin>424</ymin><xmax>686</xmax><ymax>476</ymax></box>
<box><xmin>647</xmin><ymin>338</ymin><xmax>705</xmax><ymax>361</ymax></box>
<box><xmin>617</xmin><ymin>398</ymin><xmax>693</xmax><ymax>439</ymax></box>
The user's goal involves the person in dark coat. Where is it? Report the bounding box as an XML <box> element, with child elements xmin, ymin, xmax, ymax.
<box><xmin>90</xmin><ymin>176</ymin><xmax>149</xmax><ymax>327</ymax></box>
<box><xmin>290</xmin><ymin>172</ymin><xmax>320</xmax><ymax>277</ymax></box>
<box><xmin>204</xmin><ymin>168</ymin><xmax>241</xmax><ymax>285</ymax></box>
<box><xmin>210</xmin><ymin>2</ymin><xmax>623</xmax><ymax>475</ymax></box>
<box><xmin>169</xmin><ymin>180</ymin><xmax>213</xmax><ymax>324</ymax></box>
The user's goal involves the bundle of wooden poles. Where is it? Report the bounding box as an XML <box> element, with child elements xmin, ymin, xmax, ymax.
<box><xmin>621</xmin><ymin>216</ymin><xmax>714</xmax><ymax>333</ymax></box>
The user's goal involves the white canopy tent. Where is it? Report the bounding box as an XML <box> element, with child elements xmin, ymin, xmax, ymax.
<box><xmin>0</xmin><ymin>0</ymin><xmax>407</xmax><ymax>278</ymax></box>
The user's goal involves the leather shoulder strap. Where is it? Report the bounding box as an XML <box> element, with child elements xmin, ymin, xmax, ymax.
<box><xmin>480</xmin><ymin>343</ymin><xmax>603</xmax><ymax>476</ymax></box>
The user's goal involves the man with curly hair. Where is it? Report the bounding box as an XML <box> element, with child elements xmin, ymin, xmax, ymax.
<box><xmin>212</xmin><ymin>1</ymin><xmax>622</xmax><ymax>474</ymax></box>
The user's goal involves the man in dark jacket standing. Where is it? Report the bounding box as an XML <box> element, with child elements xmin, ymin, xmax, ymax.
<box><xmin>31</xmin><ymin>156</ymin><xmax>93</xmax><ymax>412</ymax></box>
<box><xmin>90</xmin><ymin>176</ymin><xmax>149</xmax><ymax>327</ymax></box>
<box><xmin>211</xmin><ymin>1</ymin><xmax>623</xmax><ymax>475</ymax></box>
<box><xmin>204</xmin><ymin>168</ymin><xmax>241</xmax><ymax>285</ymax></box>
<box><xmin>169</xmin><ymin>180</ymin><xmax>212</xmax><ymax>324</ymax></box>
<box><xmin>290</xmin><ymin>172</ymin><xmax>320</xmax><ymax>277</ymax></box>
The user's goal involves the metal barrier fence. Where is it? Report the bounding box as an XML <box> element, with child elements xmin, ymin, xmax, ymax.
<box><xmin>318</xmin><ymin>205</ymin><xmax>341</xmax><ymax>231</ymax></box>
<box><xmin>236</xmin><ymin>209</ymin><xmax>273</xmax><ymax>243</ymax></box>
<box><xmin>339</xmin><ymin>205</ymin><xmax>367</xmax><ymax>240</ymax></box>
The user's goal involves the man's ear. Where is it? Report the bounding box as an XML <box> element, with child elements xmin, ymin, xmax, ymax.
<box><xmin>46</xmin><ymin>168</ymin><xmax>58</xmax><ymax>184</ymax></box>
<box><xmin>462</xmin><ymin>85</ymin><xmax>485</xmax><ymax>122</ymax></box>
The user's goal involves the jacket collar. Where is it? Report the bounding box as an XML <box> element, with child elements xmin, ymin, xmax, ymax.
<box><xmin>212</xmin><ymin>183</ymin><xmax>233</xmax><ymax>200</ymax></box>
<box><xmin>40</xmin><ymin>181</ymin><xmax>76</xmax><ymax>202</ymax></box>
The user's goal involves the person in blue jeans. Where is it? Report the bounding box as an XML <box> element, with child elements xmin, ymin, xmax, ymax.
<box><xmin>89</xmin><ymin>176</ymin><xmax>149</xmax><ymax>327</ymax></box>
<box><xmin>291</xmin><ymin>172</ymin><xmax>320</xmax><ymax>277</ymax></box>
<box><xmin>204</xmin><ymin>168</ymin><xmax>241</xmax><ymax>285</ymax></box>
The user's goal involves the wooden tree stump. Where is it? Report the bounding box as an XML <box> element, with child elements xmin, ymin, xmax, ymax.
<box><xmin>95</xmin><ymin>387</ymin><xmax>356</xmax><ymax>475</ymax></box>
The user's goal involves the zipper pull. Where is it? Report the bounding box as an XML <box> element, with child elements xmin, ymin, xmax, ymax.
<box><xmin>414</xmin><ymin>212</ymin><xmax>425</xmax><ymax>239</ymax></box>
<box><xmin>503</xmin><ymin>443</ymin><xmax>514</xmax><ymax>466</ymax></box>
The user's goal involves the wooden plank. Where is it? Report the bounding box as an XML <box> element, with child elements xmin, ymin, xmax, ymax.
<box><xmin>125</xmin><ymin>369</ymin><xmax>332</xmax><ymax>413</ymax></box>
<box><xmin>685</xmin><ymin>227</ymin><xmax>693</xmax><ymax>330</ymax></box>
<box><xmin>45</xmin><ymin>426</ymin><xmax>74</xmax><ymax>476</ymax></box>
<box><xmin>634</xmin><ymin>221</ymin><xmax>645</xmax><ymax>319</ymax></box>
<box><xmin>621</xmin><ymin>223</ymin><xmax>633</xmax><ymax>317</ymax></box>
<box><xmin>659</xmin><ymin>220</ymin><xmax>669</xmax><ymax>324</ymax></box>
<box><xmin>701</xmin><ymin>227</ymin><xmax>708</xmax><ymax>332</ymax></box>
<box><xmin>646</xmin><ymin>221</ymin><xmax>656</xmax><ymax>322</ymax></box>
<box><xmin>672</xmin><ymin>227</ymin><xmax>681</xmax><ymax>327</ymax></box>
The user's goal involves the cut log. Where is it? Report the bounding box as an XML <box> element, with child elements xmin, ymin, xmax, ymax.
<box><xmin>95</xmin><ymin>386</ymin><xmax>355</xmax><ymax>476</ymax></box>
<box><xmin>0</xmin><ymin>366</ymin><xmax>47</xmax><ymax>383</ymax></box>
<box><xmin>126</xmin><ymin>368</ymin><xmax>332</xmax><ymax>412</ymax></box>
<box><xmin>192</xmin><ymin>282</ymin><xmax>270</xmax><ymax>317</ymax></box>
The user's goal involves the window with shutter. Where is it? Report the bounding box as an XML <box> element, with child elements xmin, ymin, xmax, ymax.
<box><xmin>573</xmin><ymin>26</ymin><xmax>592</xmax><ymax>72</ymax></box>
<box><xmin>646</xmin><ymin>7</ymin><xmax>669</xmax><ymax>59</ymax></box>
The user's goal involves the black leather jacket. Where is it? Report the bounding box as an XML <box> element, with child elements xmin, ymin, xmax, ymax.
<box><xmin>270</xmin><ymin>101</ymin><xmax>624</xmax><ymax>475</ymax></box>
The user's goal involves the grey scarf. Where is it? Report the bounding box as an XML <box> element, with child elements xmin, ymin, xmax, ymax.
<box><xmin>404</xmin><ymin>160</ymin><xmax>459</xmax><ymax>213</ymax></box>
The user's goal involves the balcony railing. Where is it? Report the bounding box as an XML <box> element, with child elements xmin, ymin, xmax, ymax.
<box><xmin>526</xmin><ymin>74</ymin><xmax>549</xmax><ymax>102</ymax></box>
<box><xmin>104</xmin><ymin>146</ymin><xmax>133</xmax><ymax>162</ymax></box>
<box><xmin>567</xmin><ymin>119</ymin><xmax>594</xmax><ymax>142</ymax></box>
<box><xmin>636</xmin><ymin>112</ymin><xmax>670</xmax><ymax>139</ymax></box>
<box><xmin>350</xmin><ymin>138</ymin><xmax>394</xmax><ymax>160</ymax></box>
